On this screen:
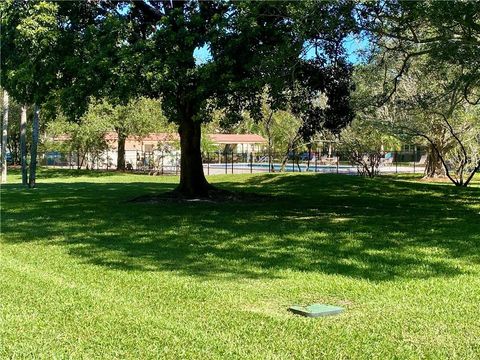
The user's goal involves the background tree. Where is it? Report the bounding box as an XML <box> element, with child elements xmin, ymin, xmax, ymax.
<box><xmin>353</xmin><ymin>57</ymin><xmax>480</xmax><ymax>186</ymax></box>
<box><xmin>338</xmin><ymin>118</ymin><xmax>400</xmax><ymax>178</ymax></box>
<box><xmin>0</xmin><ymin>96</ymin><xmax>22</xmax><ymax>166</ymax></box>
<box><xmin>46</xmin><ymin>97</ymin><xmax>172</xmax><ymax>169</ymax></box>
<box><xmin>1</xmin><ymin>0</ymin><xmax>61</xmax><ymax>187</ymax></box>
<box><xmin>46</xmin><ymin>109</ymin><xmax>110</xmax><ymax>169</ymax></box>
<box><xmin>358</xmin><ymin>1</ymin><xmax>480</xmax><ymax>105</ymax></box>
<box><xmin>110</xmin><ymin>98</ymin><xmax>171</xmax><ymax>170</ymax></box>
<box><xmin>234</xmin><ymin>96</ymin><xmax>302</xmax><ymax>165</ymax></box>
<box><xmin>444</xmin><ymin>108</ymin><xmax>480</xmax><ymax>186</ymax></box>
<box><xmin>354</xmin><ymin>1</ymin><xmax>480</xmax><ymax>183</ymax></box>
<box><xmin>397</xmin><ymin>71</ymin><xmax>480</xmax><ymax>186</ymax></box>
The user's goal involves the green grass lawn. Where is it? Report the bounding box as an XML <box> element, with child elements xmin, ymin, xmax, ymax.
<box><xmin>1</xmin><ymin>169</ymin><xmax>479</xmax><ymax>359</ymax></box>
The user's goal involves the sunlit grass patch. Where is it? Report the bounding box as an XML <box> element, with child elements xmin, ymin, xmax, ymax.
<box><xmin>1</xmin><ymin>168</ymin><xmax>479</xmax><ymax>359</ymax></box>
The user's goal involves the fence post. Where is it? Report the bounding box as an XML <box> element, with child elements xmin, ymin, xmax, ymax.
<box><xmin>250</xmin><ymin>152</ymin><xmax>253</xmax><ymax>173</ymax></box>
<box><xmin>268</xmin><ymin>149</ymin><xmax>271</xmax><ymax>173</ymax></box>
<box><xmin>231</xmin><ymin>151</ymin><xmax>234</xmax><ymax>174</ymax></box>
<box><xmin>292</xmin><ymin>150</ymin><xmax>295</xmax><ymax>173</ymax></box>
<box><xmin>307</xmin><ymin>147</ymin><xmax>311</xmax><ymax>172</ymax></box>
<box><xmin>207</xmin><ymin>152</ymin><xmax>210</xmax><ymax>176</ymax></box>
<box><xmin>395</xmin><ymin>151</ymin><xmax>398</xmax><ymax>173</ymax></box>
<box><xmin>224</xmin><ymin>151</ymin><xmax>227</xmax><ymax>174</ymax></box>
<box><xmin>315</xmin><ymin>151</ymin><xmax>318</xmax><ymax>172</ymax></box>
<box><xmin>413</xmin><ymin>145</ymin><xmax>417</xmax><ymax>173</ymax></box>
<box><xmin>272</xmin><ymin>151</ymin><xmax>274</xmax><ymax>173</ymax></box>
<box><xmin>336</xmin><ymin>156</ymin><xmax>339</xmax><ymax>174</ymax></box>
<box><xmin>161</xmin><ymin>150</ymin><xmax>164</xmax><ymax>175</ymax></box>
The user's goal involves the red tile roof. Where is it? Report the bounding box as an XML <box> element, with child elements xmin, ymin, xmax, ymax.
<box><xmin>52</xmin><ymin>132</ymin><xmax>266</xmax><ymax>144</ymax></box>
<box><xmin>208</xmin><ymin>134</ymin><xmax>267</xmax><ymax>144</ymax></box>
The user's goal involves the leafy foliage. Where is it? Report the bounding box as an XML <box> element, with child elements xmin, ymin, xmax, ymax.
<box><xmin>2</xmin><ymin>0</ymin><xmax>356</xmax><ymax>132</ymax></box>
<box><xmin>45</xmin><ymin>97</ymin><xmax>172</xmax><ymax>167</ymax></box>
<box><xmin>1</xmin><ymin>1</ymin><xmax>357</xmax><ymax>194</ymax></box>
<box><xmin>358</xmin><ymin>1</ymin><xmax>480</xmax><ymax>104</ymax></box>
<box><xmin>339</xmin><ymin>118</ymin><xmax>400</xmax><ymax>177</ymax></box>
<box><xmin>352</xmin><ymin>56</ymin><xmax>480</xmax><ymax>186</ymax></box>
<box><xmin>0</xmin><ymin>0</ymin><xmax>60</xmax><ymax>104</ymax></box>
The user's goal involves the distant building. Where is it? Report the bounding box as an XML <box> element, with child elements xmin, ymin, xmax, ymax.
<box><xmin>103</xmin><ymin>132</ymin><xmax>267</xmax><ymax>154</ymax></box>
<box><xmin>208</xmin><ymin>134</ymin><xmax>267</xmax><ymax>154</ymax></box>
<box><xmin>48</xmin><ymin>132</ymin><xmax>267</xmax><ymax>169</ymax></box>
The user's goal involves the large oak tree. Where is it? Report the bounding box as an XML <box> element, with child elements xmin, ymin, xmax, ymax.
<box><xmin>2</xmin><ymin>1</ymin><xmax>356</xmax><ymax>196</ymax></box>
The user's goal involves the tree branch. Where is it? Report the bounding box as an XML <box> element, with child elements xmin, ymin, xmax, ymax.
<box><xmin>464</xmin><ymin>81</ymin><xmax>480</xmax><ymax>105</ymax></box>
<box><xmin>132</xmin><ymin>0</ymin><xmax>164</xmax><ymax>21</ymax></box>
<box><xmin>378</xmin><ymin>50</ymin><xmax>429</xmax><ymax>106</ymax></box>
<box><xmin>464</xmin><ymin>160</ymin><xmax>480</xmax><ymax>187</ymax></box>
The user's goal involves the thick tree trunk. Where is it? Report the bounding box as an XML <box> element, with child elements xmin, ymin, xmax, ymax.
<box><xmin>117</xmin><ymin>131</ymin><xmax>126</xmax><ymax>170</ymax></box>
<box><xmin>1</xmin><ymin>91</ymin><xmax>9</xmax><ymax>184</ymax></box>
<box><xmin>20</xmin><ymin>105</ymin><xmax>28</xmax><ymax>185</ymax></box>
<box><xmin>176</xmin><ymin>118</ymin><xmax>211</xmax><ymax>197</ymax></box>
<box><xmin>424</xmin><ymin>143</ymin><xmax>445</xmax><ymax>178</ymax></box>
<box><xmin>29</xmin><ymin>105</ymin><xmax>40</xmax><ymax>188</ymax></box>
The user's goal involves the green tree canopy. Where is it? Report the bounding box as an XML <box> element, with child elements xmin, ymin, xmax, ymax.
<box><xmin>2</xmin><ymin>1</ymin><xmax>357</xmax><ymax>196</ymax></box>
<box><xmin>358</xmin><ymin>1</ymin><xmax>480</xmax><ymax>104</ymax></box>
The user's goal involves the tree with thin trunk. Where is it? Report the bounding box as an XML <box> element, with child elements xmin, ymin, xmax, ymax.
<box><xmin>1</xmin><ymin>98</ymin><xmax>22</xmax><ymax>166</ymax></box>
<box><xmin>109</xmin><ymin>98</ymin><xmax>170</xmax><ymax>171</ymax></box>
<box><xmin>1</xmin><ymin>1</ymin><xmax>60</xmax><ymax>187</ymax></box>
<box><xmin>280</xmin><ymin>131</ymin><xmax>303</xmax><ymax>172</ymax></box>
<box><xmin>1</xmin><ymin>91</ymin><xmax>9</xmax><ymax>184</ymax></box>
<box><xmin>339</xmin><ymin>117</ymin><xmax>401</xmax><ymax>178</ymax></box>
<box><xmin>29</xmin><ymin>105</ymin><xmax>40</xmax><ymax>188</ymax></box>
<box><xmin>20</xmin><ymin>105</ymin><xmax>28</xmax><ymax>185</ymax></box>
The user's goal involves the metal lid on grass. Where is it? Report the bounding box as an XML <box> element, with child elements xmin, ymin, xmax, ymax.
<box><xmin>288</xmin><ymin>304</ymin><xmax>344</xmax><ymax>317</ymax></box>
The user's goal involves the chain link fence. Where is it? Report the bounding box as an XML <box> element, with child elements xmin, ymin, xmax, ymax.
<box><xmin>37</xmin><ymin>149</ymin><xmax>181</xmax><ymax>174</ymax></box>
<box><xmin>202</xmin><ymin>149</ymin><xmax>427</xmax><ymax>175</ymax></box>
<box><xmin>37</xmin><ymin>149</ymin><xmax>428</xmax><ymax>176</ymax></box>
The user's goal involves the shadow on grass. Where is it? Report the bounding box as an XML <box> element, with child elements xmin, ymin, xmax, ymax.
<box><xmin>2</xmin><ymin>173</ymin><xmax>479</xmax><ymax>281</ymax></box>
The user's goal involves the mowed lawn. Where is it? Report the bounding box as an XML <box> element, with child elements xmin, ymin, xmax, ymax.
<box><xmin>1</xmin><ymin>169</ymin><xmax>479</xmax><ymax>359</ymax></box>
